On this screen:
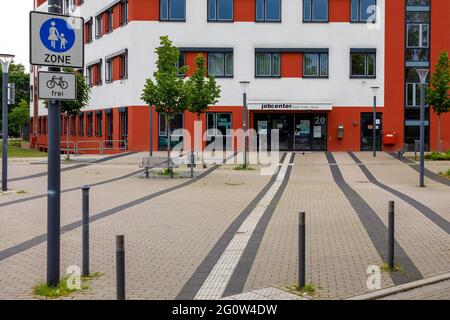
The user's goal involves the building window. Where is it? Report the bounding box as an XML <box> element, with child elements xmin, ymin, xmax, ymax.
<box><xmin>87</xmin><ymin>113</ymin><xmax>93</xmax><ymax>136</ymax></box>
<box><xmin>406</xmin><ymin>23</ymin><xmax>429</xmax><ymax>62</ymax></box>
<box><xmin>120</xmin><ymin>0</ymin><xmax>128</xmax><ymax>25</ymax></box>
<box><xmin>350</xmin><ymin>51</ymin><xmax>376</xmax><ymax>78</ymax></box>
<box><xmin>85</xmin><ymin>20</ymin><xmax>92</xmax><ymax>43</ymax></box>
<box><xmin>86</xmin><ymin>62</ymin><xmax>102</xmax><ymax>87</ymax></box>
<box><xmin>119</xmin><ymin>108</ymin><xmax>128</xmax><ymax>148</ymax></box>
<box><xmin>208</xmin><ymin>0</ymin><xmax>233</xmax><ymax>21</ymax></box>
<box><xmin>160</xmin><ymin>0</ymin><xmax>186</xmax><ymax>21</ymax></box>
<box><xmin>303</xmin><ymin>53</ymin><xmax>328</xmax><ymax>78</ymax></box>
<box><xmin>96</xmin><ymin>112</ymin><xmax>103</xmax><ymax>137</ymax></box>
<box><xmin>351</xmin><ymin>0</ymin><xmax>376</xmax><ymax>22</ymax></box>
<box><xmin>176</xmin><ymin>52</ymin><xmax>186</xmax><ymax>77</ymax></box>
<box><xmin>406</xmin><ymin>83</ymin><xmax>426</xmax><ymax>107</ymax></box>
<box><xmin>406</xmin><ymin>0</ymin><xmax>430</xmax><ymax>6</ymax></box>
<box><xmin>95</xmin><ymin>15</ymin><xmax>102</xmax><ymax>38</ymax></box>
<box><xmin>106</xmin><ymin>59</ymin><xmax>113</xmax><ymax>83</ymax></box>
<box><xmin>70</xmin><ymin>116</ymin><xmax>76</xmax><ymax>136</ymax></box>
<box><xmin>106</xmin><ymin>9</ymin><xmax>113</xmax><ymax>33</ymax></box>
<box><xmin>303</xmin><ymin>0</ymin><xmax>328</xmax><ymax>22</ymax></box>
<box><xmin>119</xmin><ymin>53</ymin><xmax>128</xmax><ymax>80</ymax></box>
<box><xmin>256</xmin><ymin>0</ymin><xmax>281</xmax><ymax>22</ymax></box>
<box><xmin>78</xmin><ymin>114</ymin><xmax>84</xmax><ymax>136</ymax></box>
<box><xmin>158</xmin><ymin>113</ymin><xmax>184</xmax><ymax>150</ymax></box>
<box><xmin>208</xmin><ymin>52</ymin><xmax>233</xmax><ymax>77</ymax></box>
<box><xmin>206</xmin><ymin>113</ymin><xmax>232</xmax><ymax>136</ymax></box>
<box><xmin>255</xmin><ymin>53</ymin><xmax>280</xmax><ymax>77</ymax></box>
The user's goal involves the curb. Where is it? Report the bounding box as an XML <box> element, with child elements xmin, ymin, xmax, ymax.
<box><xmin>345</xmin><ymin>272</ymin><xmax>450</xmax><ymax>300</ymax></box>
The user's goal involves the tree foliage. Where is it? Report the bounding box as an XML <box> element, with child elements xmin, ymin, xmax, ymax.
<box><xmin>43</xmin><ymin>68</ymin><xmax>90</xmax><ymax>115</ymax></box>
<box><xmin>9</xmin><ymin>99</ymin><xmax>30</xmax><ymax>137</ymax></box>
<box><xmin>141</xmin><ymin>36</ymin><xmax>190</xmax><ymax>120</ymax></box>
<box><xmin>186</xmin><ymin>54</ymin><xmax>221</xmax><ymax>118</ymax></box>
<box><xmin>426</xmin><ymin>51</ymin><xmax>450</xmax><ymax>116</ymax></box>
<box><xmin>0</xmin><ymin>63</ymin><xmax>30</xmax><ymax>112</ymax></box>
<box><xmin>61</xmin><ymin>68</ymin><xmax>91</xmax><ymax>115</ymax></box>
<box><xmin>426</xmin><ymin>51</ymin><xmax>450</xmax><ymax>151</ymax></box>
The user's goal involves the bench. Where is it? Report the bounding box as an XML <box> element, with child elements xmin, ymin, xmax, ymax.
<box><xmin>140</xmin><ymin>157</ymin><xmax>151</xmax><ymax>178</ymax></box>
<box><xmin>396</xmin><ymin>143</ymin><xmax>409</xmax><ymax>159</ymax></box>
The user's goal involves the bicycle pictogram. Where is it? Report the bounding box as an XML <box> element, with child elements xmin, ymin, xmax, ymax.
<box><xmin>46</xmin><ymin>75</ymin><xmax>69</xmax><ymax>89</ymax></box>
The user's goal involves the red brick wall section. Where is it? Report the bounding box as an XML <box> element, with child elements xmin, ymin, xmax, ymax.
<box><xmin>129</xmin><ymin>0</ymin><xmax>159</xmax><ymax>21</ymax></box>
<box><xmin>329</xmin><ymin>0</ymin><xmax>351</xmax><ymax>23</ymax></box>
<box><xmin>281</xmin><ymin>53</ymin><xmax>302</xmax><ymax>78</ymax></box>
<box><xmin>185</xmin><ymin>52</ymin><xmax>207</xmax><ymax>77</ymax></box>
<box><xmin>430</xmin><ymin>0</ymin><xmax>450</xmax><ymax>151</ymax></box>
<box><xmin>383</xmin><ymin>0</ymin><xmax>405</xmax><ymax>152</ymax></box>
<box><xmin>235</xmin><ymin>0</ymin><xmax>256</xmax><ymax>22</ymax></box>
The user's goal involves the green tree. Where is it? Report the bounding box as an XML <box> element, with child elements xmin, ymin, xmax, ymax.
<box><xmin>9</xmin><ymin>99</ymin><xmax>30</xmax><ymax>137</ymax></box>
<box><xmin>0</xmin><ymin>63</ymin><xmax>30</xmax><ymax>132</ymax></box>
<box><xmin>61</xmin><ymin>68</ymin><xmax>91</xmax><ymax>115</ymax></box>
<box><xmin>44</xmin><ymin>68</ymin><xmax>91</xmax><ymax>114</ymax></box>
<box><xmin>186</xmin><ymin>54</ymin><xmax>221</xmax><ymax>121</ymax></box>
<box><xmin>426</xmin><ymin>51</ymin><xmax>450</xmax><ymax>152</ymax></box>
<box><xmin>141</xmin><ymin>36</ymin><xmax>190</xmax><ymax>176</ymax></box>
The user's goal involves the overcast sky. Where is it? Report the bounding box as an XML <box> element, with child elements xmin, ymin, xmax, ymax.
<box><xmin>0</xmin><ymin>0</ymin><xmax>34</xmax><ymax>70</ymax></box>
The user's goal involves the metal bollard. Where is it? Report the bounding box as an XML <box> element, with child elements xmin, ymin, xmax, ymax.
<box><xmin>116</xmin><ymin>235</ymin><xmax>126</xmax><ymax>300</ymax></box>
<box><xmin>298</xmin><ymin>212</ymin><xmax>306</xmax><ymax>289</ymax></box>
<box><xmin>190</xmin><ymin>151</ymin><xmax>195</xmax><ymax>179</ymax></box>
<box><xmin>388</xmin><ymin>201</ymin><xmax>395</xmax><ymax>271</ymax></box>
<box><xmin>81</xmin><ymin>185</ymin><xmax>90</xmax><ymax>277</ymax></box>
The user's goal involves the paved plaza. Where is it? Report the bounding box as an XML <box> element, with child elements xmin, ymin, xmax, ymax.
<box><xmin>0</xmin><ymin>152</ymin><xmax>449</xmax><ymax>300</ymax></box>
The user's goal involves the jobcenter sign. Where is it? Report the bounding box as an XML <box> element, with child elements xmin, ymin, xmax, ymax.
<box><xmin>30</xmin><ymin>11</ymin><xmax>84</xmax><ymax>68</ymax></box>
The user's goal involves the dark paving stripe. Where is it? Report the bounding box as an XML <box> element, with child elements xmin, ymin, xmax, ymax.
<box><xmin>326</xmin><ymin>152</ymin><xmax>423</xmax><ymax>285</ymax></box>
<box><xmin>222</xmin><ymin>154</ymin><xmax>295</xmax><ymax>297</ymax></box>
<box><xmin>0</xmin><ymin>170</ymin><xmax>141</xmax><ymax>209</ymax></box>
<box><xmin>176</xmin><ymin>153</ymin><xmax>287</xmax><ymax>300</ymax></box>
<box><xmin>3</xmin><ymin>152</ymin><xmax>136</xmax><ymax>183</ymax></box>
<box><xmin>0</xmin><ymin>164</ymin><xmax>218</xmax><ymax>263</ymax></box>
<box><xmin>349</xmin><ymin>152</ymin><xmax>450</xmax><ymax>234</ymax></box>
<box><xmin>388</xmin><ymin>153</ymin><xmax>450</xmax><ymax>187</ymax></box>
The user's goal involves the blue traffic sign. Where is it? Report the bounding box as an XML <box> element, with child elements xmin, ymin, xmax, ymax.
<box><xmin>39</xmin><ymin>18</ymin><xmax>76</xmax><ymax>53</ymax></box>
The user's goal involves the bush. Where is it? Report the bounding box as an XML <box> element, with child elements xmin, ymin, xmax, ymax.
<box><xmin>425</xmin><ymin>151</ymin><xmax>450</xmax><ymax>161</ymax></box>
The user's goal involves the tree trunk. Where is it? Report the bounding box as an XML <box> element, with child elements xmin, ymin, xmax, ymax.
<box><xmin>167</xmin><ymin>119</ymin><xmax>173</xmax><ymax>178</ymax></box>
<box><xmin>438</xmin><ymin>114</ymin><xmax>441</xmax><ymax>152</ymax></box>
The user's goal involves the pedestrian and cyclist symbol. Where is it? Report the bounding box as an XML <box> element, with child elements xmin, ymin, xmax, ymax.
<box><xmin>31</xmin><ymin>11</ymin><xmax>84</xmax><ymax>67</ymax></box>
<box><xmin>46</xmin><ymin>75</ymin><xmax>69</xmax><ymax>90</ymax></box>
<box><xmin>39</xmin><ymin>18</ymin><xmax>75</xmax><ymax>53</ymax></box>
<box><xmin>38</xmin><ymin>71</ymin><xmax>77</xmax><ymax>101</ymax></box>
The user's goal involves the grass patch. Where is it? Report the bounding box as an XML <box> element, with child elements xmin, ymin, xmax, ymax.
<box><xmin>439</xmin><ymin>169</ymin><xmax>450</xmax><ymax>179</ymax></box>
<box><xmin>225</xmin><ymin>182</ymin><xmax>245</xmax><ymax>186</ymax></box>
<box><xmin>425</xmin><ymin>151</ymin><xmax>450</xmax><ymax>161</ymax></box>
<box><xmin>286</xmin><ymin>283</ymin><xmax>320</xmax><ymax>297</ymax></box>
<box><xmin>233</xmin><ymin>164</ymin><xmax>255</xmax><ymax>171</ymax></box>
<box><xmin>156</xmin><ymin>168</ymin><xmax>178</xmax><ymax>177</ymax></box>
<box><xmin>0</xmin><ymin>142</ymin><xmax>47</xmax><ymax>158</ymax></box>
<box><xmin>33</xmin><ymin>272</ymin><xmax>104</xmax><ymax>298</ymax></box>
<box><xmin>380</xmin><ymin>263</ymin><xmax>405</xmax><ymax>274</ymax></box>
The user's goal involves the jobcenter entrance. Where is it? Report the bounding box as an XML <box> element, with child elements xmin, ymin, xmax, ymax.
<box><xmin>254</xmin><ymin>113</ymin><xmax>328</xmax><ymax>151</ymax></box>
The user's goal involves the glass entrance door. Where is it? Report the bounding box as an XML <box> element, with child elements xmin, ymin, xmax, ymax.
<box><xmin>254</xmin><ymin>113</ymin><xmax>327</xmax><ymax>151</ymax></box>
<box><xmin>361</xmin><ymin>113</ymin><xmax>382</xmax><ymax>151</ymax></box>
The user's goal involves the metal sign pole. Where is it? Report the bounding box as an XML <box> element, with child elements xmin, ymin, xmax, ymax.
<box><xmin>47</xmin><ymin>0</ymin><xmax>62</xmax><ymax>287</ymax></box>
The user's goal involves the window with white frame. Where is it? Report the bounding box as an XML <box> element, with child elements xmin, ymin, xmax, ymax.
<box><xmin>208</xmin><ymin>0</ymin><xmax>233</xmax><ymax>21</ymax></box>
<box><xmin>160</xmin><ymin>0</ymin><xmax>186</xmax><ymax>21</ymax></box>
<box><xmin>256</xmin><ymin>0</ymin><xmax>281</xmax><ymax>22</ymax></box>
<box><xmin>303</xmin><ymin>53</ymin><xmax>328</xmax><ymax>78</ymax></box>
<box><xmin>255</xmin><ymin>53</ymin><xmax>280</xmax><ymax>77</ymax></box>
<box><xmin>350</xmin><ymin>51</ymin><xmax>376</xmax><ymax>78</ymax></box>
<box><xmin>351</xmin><ymin>0</ymin><xmax>377</xmax><ymax>22</ymax></box>
<box><xmin>208</xmin><ymin>52</ymin><xmax>233</xmax><ymax>77</ymax></box>
<box><xmin>303</xmin><ymin>0</ymin><xmax>328</xmax><ymax>22</ymax></box>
